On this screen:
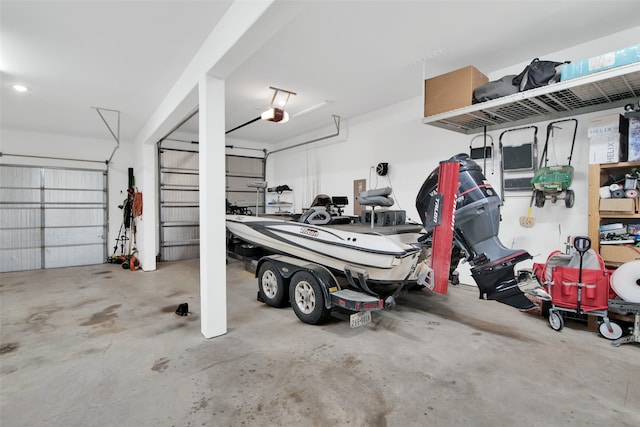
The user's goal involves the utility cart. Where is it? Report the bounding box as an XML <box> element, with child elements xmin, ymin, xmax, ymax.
<box><xmin>534</xmin><ymin>236</ymin><xmax>624</xmax><ymax>340</ymax></box>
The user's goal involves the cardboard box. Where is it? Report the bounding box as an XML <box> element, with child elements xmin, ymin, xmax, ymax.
<box><xmin>600</xmin><ymin>244</ymin><xmax>640</xmax><ymax>264</ymax></box>
<box><xmin>589</xmin><ymin>133</ymin><xmax>622</xmax><ymax>164</ymax></box>
<box><xmin>588</xmin><ymin>114</ymin><xmax>629</xmax><ymax>139</ymax></box>
<box><xmin>424</xmin><ymin>66</ymin><xmax>488</xmax><ymax>117</ymax></box>
<box><xmin>588</xmin><ymin>114</ymin><xmax>629</xmax><ymax>163</ymax></box>
<box><xmin>560</xmin><ymin>44</ymin><xmax>640</xmax><ymax>81</ymax></box>
<box><xmin>599</xmin><ymin>198</ymin><xmax>636</xmax><ymax>213</ymax></box>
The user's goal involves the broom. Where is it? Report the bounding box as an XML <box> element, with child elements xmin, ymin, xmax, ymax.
<box><xmin>519</xmin><ymin>191</ymin><xmax>536</xmax><ymax>228</ymax></box>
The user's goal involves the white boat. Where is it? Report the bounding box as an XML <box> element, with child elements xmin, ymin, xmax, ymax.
<box><xmin>226</xmin><ymin>214</ymin><xmax>427</xmax><ymax>284</ymax></box>
<box><xmin>228</xmin><ymin>154</ymin><xmax>547</xmax><ymax>311</ymax></box>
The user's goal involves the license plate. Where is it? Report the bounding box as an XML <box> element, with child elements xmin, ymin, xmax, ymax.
<box><xmin>350</xmin><ymin>311</ymin><xmax>371</xmax><ymax>328</ymax></box>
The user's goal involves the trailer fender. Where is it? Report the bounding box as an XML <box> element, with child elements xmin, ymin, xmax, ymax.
<box><xmin>256</xmin><ymin>255</ymin><xmax>340</xmax><ymax>310</ymax></box>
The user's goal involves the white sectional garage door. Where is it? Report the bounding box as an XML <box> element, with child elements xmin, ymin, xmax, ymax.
<box><xmin>159</xmin><ymin>147</ymin><xmax>201</xmax><ymax>262</ymax></box>
<box><xmin>0</xmin><ymin>164</ymin><xmax>108</xmax><ymax>272</ymax></box>
<box><xmin>158</xmin><ymin>148</ymin><xmax>265</xmax><ymax>262</ymax></box>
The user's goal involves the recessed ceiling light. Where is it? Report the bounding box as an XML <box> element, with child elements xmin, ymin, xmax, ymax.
<box><xmin>12</xmin><ymin>84</ymin><xmax>29</xmax><ymax>92</ymax></box>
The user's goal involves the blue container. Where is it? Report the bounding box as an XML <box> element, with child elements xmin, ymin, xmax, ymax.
<box><xmin>560</xmin><ymin>44</ymin><xmax>640</xmax><ymax>81</ymax></box>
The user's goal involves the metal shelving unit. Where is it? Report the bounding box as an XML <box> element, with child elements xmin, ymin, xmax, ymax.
<box><xmin>422</xmin><ymin>62</ymin><xmax>640</xmax><ymax>134</ymax></box>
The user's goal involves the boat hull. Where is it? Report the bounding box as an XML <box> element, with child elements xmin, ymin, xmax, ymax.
<box><xmin>226</xmin><ymin>215</ymin><xmax>425</xmax><ymax>283</ymax></box>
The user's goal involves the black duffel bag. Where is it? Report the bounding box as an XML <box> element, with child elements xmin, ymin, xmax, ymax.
<box><xmin>513</xmin><ymin>58</ymin><xmax>570</xmax><ymax>91</ymax></box>
<box><xmin>473</xmin><ymin>74</ymin><xmax>519</xmax><ymax>103</ymax></box>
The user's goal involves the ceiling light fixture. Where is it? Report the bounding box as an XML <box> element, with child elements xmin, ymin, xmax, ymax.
<box><xmin>261</xmin><ymin>86</ymin><xmax>296</xmax><ymax>123</ymax></box>
<box><xmin>12</xmin><ymin>84</ymin><xmax>29</xmax><ymax>93</ymax></box>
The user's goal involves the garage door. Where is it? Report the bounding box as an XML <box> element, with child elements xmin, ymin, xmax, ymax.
<box><xmin>158</xmin><ymin>148</ymin><xmax>265</xmax><ymax>262</ymax></box>
<box><xmin>0</xmin><ymin>164</ymin><xmax>108</xmax><ymax>272</ymax></box>
<box><xmin>159</xmin><ymin>147</ymin><xmax>200</xmax><ymax>262</ymax></box>
<box><xmin>226</xmin><ymin>155</ymin><xmax>266</xmax><ymax>215</ymax></box>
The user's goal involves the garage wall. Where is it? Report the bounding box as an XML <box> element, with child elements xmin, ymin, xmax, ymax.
<box><xmin>265</xmin><ymin>27</ymin><xmax>638</xmax><ymax>285</ymax></box>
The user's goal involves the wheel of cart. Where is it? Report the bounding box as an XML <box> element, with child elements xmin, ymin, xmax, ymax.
<box><xmin>607</xmin><ymin>300</ymin><xmax>640</xmax><ymax>346</ymax></box>
<box><xmin>597</xmin><ymin>316</ymin><xmax>624</xmax><ymax>340</ymax></box>
<box><xmin>548</xmin><ymin>308</ymin><xmax>564</xmax><ymax>331</ymax></box>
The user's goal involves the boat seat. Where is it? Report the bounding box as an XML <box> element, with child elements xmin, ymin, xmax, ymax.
<box><xmin>357</xmin><ymin>187</ymin><xmax>394</xmax><ymax>228</ymax></box>
<box><xmin>357</xmin><ymin>187</ymin><xmax>394</xmax><ymax>207</ymax></box>
<box><xmin>299</xmin><ymin>206</ymin><xmax>332</xmax><ymax>225</ymax></box>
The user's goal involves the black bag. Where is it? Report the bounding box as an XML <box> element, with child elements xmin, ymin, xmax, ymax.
<box><xmin>473</xmin><ymin>75</ymin><xmax>519</xmax><ymax>103</ymax></box>
<box><xmin>513</xmin><ymin>58</ymin><xmax>569</xmax><ymax>91</ymax></box>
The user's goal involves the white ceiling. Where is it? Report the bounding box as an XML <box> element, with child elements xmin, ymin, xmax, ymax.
<box><xmin>2</xmin><ymin>0</ymin><xmax>640</xmax><ymax>147</ymax></box>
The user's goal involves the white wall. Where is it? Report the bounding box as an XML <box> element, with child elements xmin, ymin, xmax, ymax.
<box><xmin>265</xmin><ymin>27</ymin><xmax>639</xmax><ymax>286</ymax></box>
<box><xmin>0</xmin><ymin>128</ymin><xmax>133</xmax><ymax>259</ymax></box>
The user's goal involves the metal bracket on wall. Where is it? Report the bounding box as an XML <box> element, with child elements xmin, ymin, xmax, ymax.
<box><xmin>91</xmin><ymin>106</ymin><xmax>120</xmax><ymax>164</ymax></box>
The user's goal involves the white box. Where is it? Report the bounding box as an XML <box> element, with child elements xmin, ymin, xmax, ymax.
<box><xmin>589</xmin><ymin>133</ymin><xmax>621</xmax><ymax>164</ymax></box>
<box><xmin>588</xmin><ymin>114</ymin><xmax>627</xmax><ymax>138</ymax></box>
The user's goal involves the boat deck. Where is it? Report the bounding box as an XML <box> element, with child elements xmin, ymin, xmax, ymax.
<box><xmin>260</xmin><ymin>214</ymin><xmax>425</xmax><ymax>236</ymax></box>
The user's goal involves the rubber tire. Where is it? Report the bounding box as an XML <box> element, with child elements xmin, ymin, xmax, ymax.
<box><xmin>598</xmin><ymin>321</ymin><xmax>623</xmax><ymax>340</ymax></box>
<box><xmin>289</xmin><ymin>271</ymin><xmax>331</xmax><ymax>325</ymax></box>
<box><xmin>564</xmin><ymin>190</ymin><xmax>575</xmax><ymax>208</ymax></box>
<box><xmin>257</xmin><ymin>261</ymin><xmax>287</xmax><ymax>307</ymax></box>
<box><xmin>534</xmin><ymin>190</ymin><xmax>545</xmax><ymax>208</ymax></box>
<box><xmin>235</xmin><ymin>243</ymin><xmax>258</xmax><ymax>257</ymax></box>
<box><xmin>549</xmin><ymin>310</ymin><xmax>564</xmax><ymax>331</ymax></box>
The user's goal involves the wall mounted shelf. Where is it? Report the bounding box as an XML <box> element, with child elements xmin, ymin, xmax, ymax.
<box><xmin>422</xmin><ymin>62</ymin><xmax>640</xmax><ymax>134</ymax></box>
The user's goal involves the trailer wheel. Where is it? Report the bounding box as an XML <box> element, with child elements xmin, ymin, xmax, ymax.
<box><xmin>534</xmin><ymin>190</ymin><xmax>545</xmax><ymax>208</ymax></box>
<box><xmin>289</xmin><ymin>271</ymin><xmax>331</xmax><ymax>325</ymax></box>
<box><xmin>598</xmin><ymin>320</ymin><xmax>623</xmax><ymax>340</ymax></box>
<box><xmin>258</xmin><ymin>261</ymin><xmax>288</xmax><ymax>307</ymax></box>
<box><xmin>548</xmin><ymin>310</ymin><xmax>564</xmax><ymax>331</ymax></box>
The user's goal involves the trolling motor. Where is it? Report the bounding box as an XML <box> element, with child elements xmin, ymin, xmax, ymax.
<box><xmin>416</xmin><ymin>153</ymin><xmax>535</xmax><ymax>310</ymax></box>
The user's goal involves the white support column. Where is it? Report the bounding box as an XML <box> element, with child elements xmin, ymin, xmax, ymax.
<box><xmin>138</xmin><ymin>141</ymin><xmax>157</xmax><ymax>272</ymax></box>
<box><xmin>199</xmin><ymin>74</ymin><xmax>227</xmax><ymax>338</ymax></box>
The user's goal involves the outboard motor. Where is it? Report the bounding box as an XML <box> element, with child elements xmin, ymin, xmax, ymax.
<box><xmin>416</xmin><ymin>153</ymin><xmax>535</xmax><ymax>310</ymax></box>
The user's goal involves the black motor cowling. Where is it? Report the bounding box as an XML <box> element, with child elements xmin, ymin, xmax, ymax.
<box><xmin>416</xmin><ymin>153</ymin><xmax>534</xmax><ymax>310</ymax></box>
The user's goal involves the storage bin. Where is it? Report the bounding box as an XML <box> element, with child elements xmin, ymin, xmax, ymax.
<box><xmin>424</xmin><ymin>66</ymin><xmax>488</xmax><ymax>117</ymax></box>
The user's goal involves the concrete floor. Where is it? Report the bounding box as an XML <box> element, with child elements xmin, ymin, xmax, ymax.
<box><xmin>1</xmin><ymin>258</ymin><xmax>639</xmax><ymax>427</ymax></box>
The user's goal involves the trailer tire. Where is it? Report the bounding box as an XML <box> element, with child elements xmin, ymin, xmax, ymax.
<box><xmin>258</xmin><ymin>261</ymin><xmax>288</xmax><ymax>307</ymax></box>
<box><xmin>534</xmin><ymin>190</ymin><xmax>545</xmax><ymax>208</ymax></box>
<box><xmin>289</xmin><ymin>271</ymin><xmax>331</xmax><ymax>325</ymax></box>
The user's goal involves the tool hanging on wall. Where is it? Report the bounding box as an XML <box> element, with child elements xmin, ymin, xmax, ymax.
<box><xmin>107</xmin><ymin>186</ymin><xmax>134</xmax><ymax>263</ymax></box>
<box><xmin>498</xmin><ymin>125</ymin><xmax>539</xmax><ymax>205</ymax></box>
<box><xmin>107</xmin><ymin>168</ymin><xmax>142</xmax><ymax>269</ymax></box>
<box><xmin>530</xmin><ymin>118</ymin><xmax>578</xmax><ymax>209</ymax></box>
<box><xmin>519</xmin><ymin>191</ymin><xmax>536</xmax><ymax>228</ymax></box>
<box><xmin>469</xmin><ymin>129</ymin><xmax>494</xmax><ymax>175</ymax></box>
<box><xmin>376</xmin><ymin>162</ymin><xmax>389</xmax><ymax>176</ymax></box>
